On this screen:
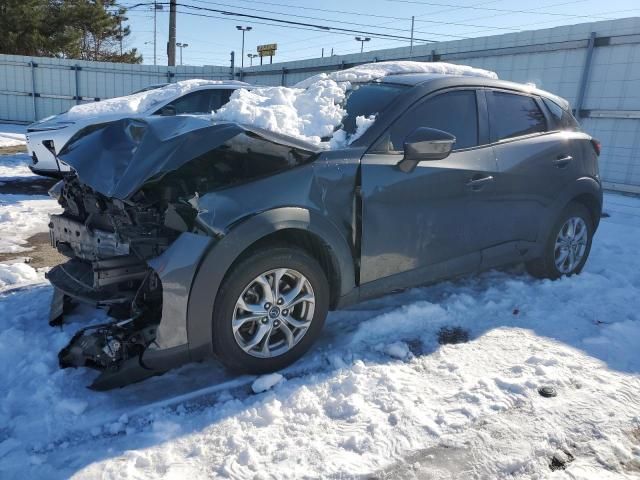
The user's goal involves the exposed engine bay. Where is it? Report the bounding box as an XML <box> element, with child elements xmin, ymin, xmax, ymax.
<box><xmin>46</xmin><ymin>117</ymin><xmax>318</xmax><ymax>389</ymax></box>
<box><xmin>48</xmin><ymin>175</ymin><xmax>196</xmax><ymax>387</ymax></box>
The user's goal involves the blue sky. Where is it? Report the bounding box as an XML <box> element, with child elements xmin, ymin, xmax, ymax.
<box><xmin>120</xmin><ymin>0</ymin><xmax>640</xmax><ymax>66</ymax></box>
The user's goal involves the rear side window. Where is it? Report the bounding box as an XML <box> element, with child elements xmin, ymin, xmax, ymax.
<box><xmin>168</xmin><ymin>91</ymin><xmax>212</xmax><ymax>114</ymax></box>
<box><xmin>488</xmin><ymin>91</ymin><xmax>546</xmax><ymax>141</ymax></box>
<box><xmin>156</xmin><ymin>89</ymin><xmax>233</xmax><ymax>115</ymax></box>
<box><xmin>380</xmin><ymin>90</ymin><xmax>479</xmax><ymax>152</ymax></box>
<box><xmin>542</xmin><ymin>97</ymin><xmax>580</xmax><ymax>131</ymax></box>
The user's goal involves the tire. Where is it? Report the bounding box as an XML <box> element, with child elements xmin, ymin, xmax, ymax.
<box><xmin>526</xmin><ymin>202</ymin><xmax>594</xmax><ymax>279</ymax></box>
<box><xmin>212</xmin><ymin>246</ymin><xmax>329</xmax><ymax>373</ymax></box>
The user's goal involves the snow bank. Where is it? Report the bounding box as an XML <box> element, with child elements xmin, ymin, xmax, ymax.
<box><xmin>0</xmin><ymin>153</ymin><xmax>35</xmax><ymax>179</ymax></box>
<box><xmin>65</xmin><ymin>80</ymin><xmax>231</xmax><ymax>119</ymax></box>
<box><xmin>0</xmin><ymin>124</ymin><xmax>26</xmax><ymax>147</ymax></box>
<box><xmin>294</xmin><ymin>60</ymin><xmax>498</xmax><ymax>88</ymax></box>
<box><xmin>0</xmin><ymin>194</ymin><xmax>61</xmax><ymax>253</ymax></box>
<box><xmin>213</xmin><ymin>61</ymin><xmax>497</xmax><ymax>148</ymax></box>
<box><xmin>0</xmin><ymin>262</ymin><xmax>43</xmax><ymax>290</ymax></box>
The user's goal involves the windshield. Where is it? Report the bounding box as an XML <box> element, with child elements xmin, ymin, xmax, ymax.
<box><xmin>341</xmin><ymin>83</ymin><xmax>408</xmax><ymax>135</ymax></box>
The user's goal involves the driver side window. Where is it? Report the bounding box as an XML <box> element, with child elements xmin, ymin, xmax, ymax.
<box><xmin>374</xmin><ymin>90</ymin><xmax>479</xmax><ymax>153</ymax></box>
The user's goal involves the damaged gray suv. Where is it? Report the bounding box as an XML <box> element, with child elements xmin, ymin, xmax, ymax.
<box><xmin>48</xmin><ymin>72</ymin><xmax>602</xmax><ymax>389</ymax></box>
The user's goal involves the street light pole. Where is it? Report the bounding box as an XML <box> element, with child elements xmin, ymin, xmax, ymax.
<box><xmin>153</xmin><ymin>2</ymin><xmax>157</xmax><ymax>65</ymax></box>
<box><xmin>153</xmin><ymin>2</ymin><xmax>164</xmax><ymax>65</ymax></box>
<box><xmin>247</xmin><ymin>53</ymin><xmax>258</xmax><ymax>66</ymax></box>
<box><xmin>409</xmin><ymin>16</ymin><xmax>415</xmax><ymax>59</ymax></box>
<box><xmin>236</xmin><ymin>25</ymin><xmax>252</xmax><ymax>69</ymax></box>
<box><xmin>355</xmin><ymin>36</ymin><xmax>371</xmax><ymax>53</ymax></box>
<box><xmin>176</xmin><ymin>42</ymin><xmax>188</xmax><ymax>65</ymax></box>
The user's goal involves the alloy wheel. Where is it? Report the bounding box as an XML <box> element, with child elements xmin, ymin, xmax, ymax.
<box><xmin>232</xmin><ymin>268</ymin><xmax>316</xmax><ymax>358</ymax></box>
<box><xmin>554</xmin><ymin>216</ymin><xmax>588</xmax><ymax>274</ymax></box>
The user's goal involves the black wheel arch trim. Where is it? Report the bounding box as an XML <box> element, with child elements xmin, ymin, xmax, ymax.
<box><xmin>185</xmin><ymin>206</ymin><xmax>356</xmax><ymax>361</ymax></box>
<box><xmin>542</xmin><ymin>176</ymin><xmax>603</xmax><ymax>242</ymax></box>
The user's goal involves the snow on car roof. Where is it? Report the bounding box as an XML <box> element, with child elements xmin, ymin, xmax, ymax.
<box><xmin>64</xmin><ymin>79</ymin><xmax>246</xmax><ymax>120</ymax></box>
<box><xmin>293</xmin><ymin>61</ymin><xmax>498</xmax><ymax>88</ymax></box>
<box><xmin>211</xmin><ymin>79</ymin><xmax>348</xmax><ymax>149</ymax></box>
<box><xmin>211</xmin><ymin>61</ymin><xmax>498</xmax><ymax>149</ymax></box>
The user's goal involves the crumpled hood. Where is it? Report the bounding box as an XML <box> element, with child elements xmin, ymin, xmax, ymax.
<box><xmin>58</xmin><ymin>115</ymin><xmax>319</xmax><ymax>200</ymax></box>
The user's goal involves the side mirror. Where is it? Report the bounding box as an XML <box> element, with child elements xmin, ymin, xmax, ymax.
<box><xmin>397</xmin><ymin>127</ymin><xmax>456</xmax><ymax>173</ymax></box>
<box><xmin>159</xmin><ymin>104</ymin><xmax>177</xmax><ymax>116</ymax></box>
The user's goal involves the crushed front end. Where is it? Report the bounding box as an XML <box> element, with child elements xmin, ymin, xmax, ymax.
<box><xmin>45</xmin><ymin>115</ymin><xmax>319</xmax><ymax>389</ymax></box>
<box><xmin>47</xmin><ymin>175</ymin><xmax>202</xmax><ymax>389</ymax></box>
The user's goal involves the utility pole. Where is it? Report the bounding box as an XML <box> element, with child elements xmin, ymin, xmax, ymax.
<box><xmin>355</xmin><ymin>36</ymin><xmax>371</xmax><ymax>53</ymax></box>
<box><xmin>236</xmin><ymin>26</ymin><xmax>252</xmax><ymax>69</ymax></box>
<box><xmin>168</xmin><ymin>0</ymin><xmax>177</xmax><ymax>66</ymax></box>
<box><xmin>118</xmin><ymin>16</ymin><xmax>123</xmax><ymax>55</ymax></box>
<box><xmin>409</xmin><ymin>16</ymin><xmax>415</xmax><ymax>58</ymax></box>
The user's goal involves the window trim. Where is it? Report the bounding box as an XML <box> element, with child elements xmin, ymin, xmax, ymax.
<box><xmin>485</xmin><ymin>88</ymin><xmax>550</xmax><ymax>144</ymax></box>
<box><xmin>368</xmin><ymin>87</ymin><xmax>486</xmax><ymax>155</ymax></box>
<box><xmin>539</xmin><ymin>96</ymin><xmax>581</xmax><ymax>133</ymax></box>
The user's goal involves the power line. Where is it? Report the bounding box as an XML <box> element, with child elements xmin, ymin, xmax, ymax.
<box><xmin>383</xmin><ymin>0</ymin><xmax>618</xmax><ymax>20</ymax></box>
<box><xmin>121</xmin><ymin>2</ymin><xmax>439</xmax><ymax>42</ymax></box>
<box><xmin>185</xmin><ymin>0</ymin><xmax>470</xmax><ymax>39</ymax></box>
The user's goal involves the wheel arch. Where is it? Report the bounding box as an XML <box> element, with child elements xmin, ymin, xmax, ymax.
<box><xmin>544</xmin><ymin>177</ymin><xmax>603</xmax><ymax>237</ymax></box>
<box><xmin>185</xmin><ymin>207</ymin><xmax>356</xmax><ymax>361</ymax></box>
<box><xmin>570</xmin><ymin>191</ymin><xmax>602</xmax><ymax>230</ymax></box>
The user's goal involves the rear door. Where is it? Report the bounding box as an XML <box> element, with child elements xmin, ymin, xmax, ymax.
<box><xmin>359</xmin><ymin>89</ymin><xmax>497</xmax><ymax>289</ymax></box>
<box><xmin>487</xmin><ymin>89</ymin><xmax>580</xmax><ymax>243</ymax></box>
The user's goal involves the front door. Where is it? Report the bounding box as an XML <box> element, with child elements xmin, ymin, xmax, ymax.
<box><xmin>359</xmin><ymin>89</ymin><xmax>497</xmax><ymax>289</ymax></box>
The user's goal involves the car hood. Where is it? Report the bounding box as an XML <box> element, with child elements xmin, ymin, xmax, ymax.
<box><xmin>57</xmin><ymin>115</ymin><xmax>320</xmax><ymax>200</ymax></box>
<box><xmin>27</xmin><ymin>111</ymin><xmax>135</xmax><ymax>133</ymax></box>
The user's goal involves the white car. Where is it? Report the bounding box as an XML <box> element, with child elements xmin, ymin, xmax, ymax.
<box><xmin>26</xmin><ymin>79</ymin><xmax>250</xmax><ymax>177</ymax></box>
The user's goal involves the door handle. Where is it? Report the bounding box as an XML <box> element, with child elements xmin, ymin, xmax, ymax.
<box><xmin>466</xmin><ymin>175</ymin><xmax>494</xmax><ymax>189</ymax></box>
<box><xmin>553</xmin><ymin>155</ymin><xmax>573</xmax><ymax>168</ymax></box>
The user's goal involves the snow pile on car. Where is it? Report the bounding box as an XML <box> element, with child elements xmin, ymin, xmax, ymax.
<box><xmin>64</xmin><ymin>79</ymin><xmax>231</xmax><ymax>119</ymax></box>
<box><xmin>212</xmin><ymin>79</ymin><xmax>348</xmax><ymax>147</ymax></box>
<box><xmin>294</xmin><ymin>60</ymin><xmax>499</xmax><ymax>88</ymax></box>
<box><xmin>212</xmin><ymin>61</ymin><xmax>497</xmax><ymax>148</ymax></box>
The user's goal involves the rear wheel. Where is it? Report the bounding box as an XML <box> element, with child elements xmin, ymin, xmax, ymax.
<box><xmin>213</xmin><ymin>247</ymin><xmax>329</xmax><ymax>373</ymax></box>
<box><xmin>526</xmin><ymin>202</ymin><xmax>594</xmax><ymax>279</ymax></box>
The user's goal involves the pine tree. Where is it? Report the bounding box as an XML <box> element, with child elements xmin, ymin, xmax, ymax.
<box><xmin>0</xmin><ymin>0</ymin><xmax>142</xmax><ymax>63</ymax></box>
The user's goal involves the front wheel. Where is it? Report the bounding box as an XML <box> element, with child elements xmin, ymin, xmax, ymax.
<box><xmin>213</xmin><ymin>247</ymin><xmax>329</xmax><ymax>373</ymax></box>
<box><xmin>526</xmin><ymin>202</ymin><xmax>594</xmax><ymax>279</ymax></box>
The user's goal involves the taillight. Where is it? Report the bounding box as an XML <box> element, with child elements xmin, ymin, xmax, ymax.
<box><xmin>590</xmin><ymin>138</ymin><xmax>601</xmax><ymax>156</ymax></box>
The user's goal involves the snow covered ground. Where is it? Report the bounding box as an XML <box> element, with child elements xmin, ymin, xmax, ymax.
<box><xmin>0</xmin><ymin>151</ymin><xmax>639</xmax><ymax>479</ymax></box>
<box><xmin>0</xmin><ymin>123</ymin><xmax>26</xmax><ymax>148</ymax></box>
<box><xmin>0</xmin><ymin>153</ymin><xmax>61</xmax><ymax>289</ymax></box>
